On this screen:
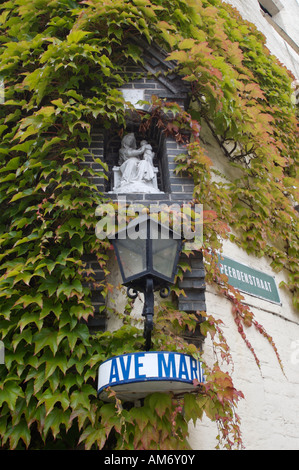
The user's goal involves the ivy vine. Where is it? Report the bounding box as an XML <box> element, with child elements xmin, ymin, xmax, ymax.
<box><xmin>0</xmin><ymin>0</ymin><xmax>297</xmax><ymax>450</ymax></box>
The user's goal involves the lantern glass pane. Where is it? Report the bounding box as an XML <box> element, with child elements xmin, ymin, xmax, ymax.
<box><xmin>152</xmin><ymin>238</ymin><xmax>179</xmax><ymax>280</ymax></box>
<box><xmin>115</xmin><ymin>237</ymin><xmax>147</xmax><ymax>280</ymax></box>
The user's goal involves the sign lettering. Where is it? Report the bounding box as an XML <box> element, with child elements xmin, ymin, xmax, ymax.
<box><xmin>98</xmin><ymin>352</ymin><xmax>204</xmax><ymax>401</ymax></box>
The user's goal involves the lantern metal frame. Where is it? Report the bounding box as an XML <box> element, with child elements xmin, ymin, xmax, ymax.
<box><xmin>111</xmin><ymin>215</ymin><xmax>182</xmax><ymax>350</ymax></box>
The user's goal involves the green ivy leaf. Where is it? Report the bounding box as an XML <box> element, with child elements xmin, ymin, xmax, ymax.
<box><xmin>34</xmin><ymin>329</ymin><xmax>59</xmax><ymax>355</ymax></box>
<box><xmin>7</xmin><ymin>419</ymin><xmax>31</xmax><ymax>449</ymax></box>
<box><xmin>14</xmin><ymin>294</ymin><xmax>43</xmax><ymax>309</ymax></box>
<box><xmin>0</xmin><ymin>382</ymin><xmax>23</xmax><ymax>411</ymax></box>
<box><xmin>37</xmin><ymin>389</ymin><xmax>69</xmax><ymax>416</ymax></box>
<box><xmin>43</xmin><ymin>407</ymin><xmax>71</xmax><ymax>440</ymax></box>
<box><xmin>145</xmin><ymin>393</ymin><xmax>172</xmax><ymax>420</ymax></box>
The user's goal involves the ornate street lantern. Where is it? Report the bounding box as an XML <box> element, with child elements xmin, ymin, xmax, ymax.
<box><xmin>111</xmin><ymin>215</ymin><xmax>182</xmax><ymax>350</ymax></box>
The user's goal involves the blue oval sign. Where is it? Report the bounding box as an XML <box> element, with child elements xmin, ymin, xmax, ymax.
<box><xmin>97</xmin><ymin>351</ymin><xmax>204</xmax><ymax>401</ymax></box>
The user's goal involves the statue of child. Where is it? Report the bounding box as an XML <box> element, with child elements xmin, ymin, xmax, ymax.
<box><xmin>140</xmin><ymin>140</ymin><xmax>155</xmax><ymax>165</ymax></box>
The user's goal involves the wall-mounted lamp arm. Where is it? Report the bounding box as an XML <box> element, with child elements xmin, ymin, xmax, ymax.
<box><xmin>142</xmin><ymin>278</ymin><xmax>155</xmax><ymax>351</ymax></box>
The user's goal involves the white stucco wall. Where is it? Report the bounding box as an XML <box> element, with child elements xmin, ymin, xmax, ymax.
<box><xmin>190</xmin><ymin>1</ymin><xmax>299</xmax><ymax>441</ymax></box>
<box><xmin>222</xmin><ymin>0</ymin><xmax>299</xmax><ymax>79</ymax></box>
<box><xmin>188</xmin><ymin>244</ymin><xmax>299</xmax><ymax>450</ymax></box>
<box><xmin>273</xmin><ymin>0</ymin><xmax>299</xmax><ymax>45</ymax></box>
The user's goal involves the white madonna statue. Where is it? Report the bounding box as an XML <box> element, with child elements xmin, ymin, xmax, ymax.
<box><xmin>111</xmin><ymin>133</ymin><xmax>162</xmax><ymax>194</ymax></box>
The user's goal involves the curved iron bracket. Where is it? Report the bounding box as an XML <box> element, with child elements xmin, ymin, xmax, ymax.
<box><xmin>159</xmin><ymin>286</ymin><xmax>171</xmax><ymax>299</ymax></box>
<box><xmin>127</xmin><ymin>287</ymin><xmax>138</xmax><ymax>299</ymax></box>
